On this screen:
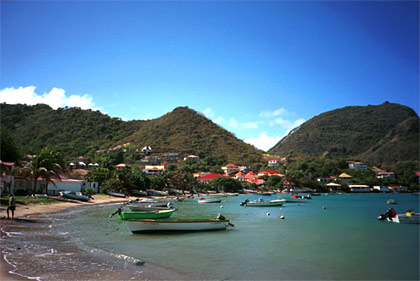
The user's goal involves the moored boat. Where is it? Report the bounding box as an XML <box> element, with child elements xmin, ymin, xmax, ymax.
<box><xmin>60</xmin><ymin>191</ymin><xmax>90</xmax><ymax>202</ymax></box>
<box><xmin>241</xmin><ymin>198</ymin><xmax>286</xmax><ymax>207</ymax></box>
<box><xmin>127</xmin><ymin>200</ymin><xmax>173</xmax><ymax>210</ymax></box>
<box><xmin>387</xmin><ymin>199</ymin><xmax>398</xmax><ymax>205</ymax></box>
<box><xmin>124</xmin><ymin>216</ymin><xmax>233</xmax><ymax>233</ymax></box>
<box><xmin>198</xmin><ymin>197</ymin><xmax>222</xmax><ymax>203</ymax></box>
<box><xmin>391</xmin><ymin>213</ymin><xmax>420</xmax><ymax>224</ymax></box>
<box><xmin>106</xmin><ymin>190</ymin><xmax>126</xmax><ymax>198</ymax></box>
<box><xmin>117</xmin><ymin>209</ymin><xmax>175</xmax><ymax>220</ymax></box>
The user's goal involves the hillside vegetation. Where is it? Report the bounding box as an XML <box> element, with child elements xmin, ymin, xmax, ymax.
<box><xmin>269</xmin><ymin>102</ymin><xmax>419</xmax><ymax>168</ymax></box>
<box><xmin>0</xmin><ymin>104</ymin><xmax>263</xmax><ymax>165</ymax></box>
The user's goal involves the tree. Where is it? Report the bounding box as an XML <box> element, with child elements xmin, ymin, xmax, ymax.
<box><xmin>20</xmin><ymin>148</ymin><xmax>67</xmax><ymax>195</ymax></box>
<box><xmin>210</xmin><ymin>177</ymin><xmax>242</xmax><ymax>193</ymax></box>
<box><xmin>0</xmin><ymin>128</ymin><xmax>21</xmax><ymax>163</ymax></box>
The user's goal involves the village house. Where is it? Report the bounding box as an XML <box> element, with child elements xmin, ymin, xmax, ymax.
<box><xmin>234</xmin><ymin>171</ymin><xmax>246</xmax><ymax>181</ymax></box>
<box><xmin>348</xmin><ymin>161</ymin><xmax>368</xmax><ymax>170</ymax></box>
<box><xmin>372</xmin><ymin>186</ymin><xmax>391</xmax><ymax>192</ymax></box>
<box><xmin>349</xmin><ymin>184</ymin><xmax>370</xmax><ymax>193</ymax></box>
<box><xmin>268</xmin><ymin>158</ymin><xmax>282</xmax><ymax>167</ymax></box>
<box><xmin>317</xmin><ymin>176</ymin><xmax>337</xmax><ymax>183</ymax></box>
<box><xmin>221</xmin><ymin>163</ymin><xmax>240</xmax><ymax>176</ymax></box>
<box><xmin>389</xmin><ymin>186</ymin><xmax>408</xmax><ymax>193</ymax></box>
<box><xmin>141</xmin><ymin>146</ymin><xmax>153</xmax><ymax>155</ymax></box>
<box><xmin>141</xmin><ymin>155</ymin><xmax>161</xmax><ymax>164</ymax></box>
<box><xmin>184</xmin><ymin>155</ymin><xmax>200</xmax><ymax>162</ymax></box>
<box><xmin>376</xmin><ymin>172</ymin><xmax>395</xmax><ymax>179</ymax></box>
<box><xmin>326</xmin><ymin>182</ymin><xmax>342</xmax><ymax>191</ymax></box>
<box><xmin>161</xmin><ymin>153</ymin><xmax>181</xmax><ymax>163</ymax></box>
<box><xmin>143</xmin><ymin>164</ymin><xmax>168</xmax><ymax>175</ymax></box>
<box><xmin>338</xmin><ymin>173</ymin><xmax>353</xmax><ymax>184</ymax></box>
<box><xmin>197</xmin><ymin>173</ymin><xmax>225</xmax><ymax>184</ymax></box>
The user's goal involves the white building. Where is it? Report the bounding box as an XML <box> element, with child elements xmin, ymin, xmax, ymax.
<box><xmin>348</xmin><ymin>162</ymin><xmax>368</xmax><ymax>170</ymax></box>
<box><xmin>373</xmin><ymin>186</ymin><xmax>390</xmax><ymax>192</ymax></box>
<box><xmin>349</xmin><ymin>184</ymin><xmax>370</xmax><ymax>193</ymax></box>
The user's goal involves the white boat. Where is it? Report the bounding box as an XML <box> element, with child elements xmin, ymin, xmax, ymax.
<box><xmin>242</xmin><ymin>199</ymin><xmax>286</xmax><ymax>207</ymax></box>
<box><xmin>198</xmin><ymin>197</ymin><xmax>222</xmax><ymax>203</ymax></box>
<box><xmin>124</xmin><ymin>217</ymin><xmax>232</xmax><ymax>233</ymax></box>
<box><xmin>127</xmin><ymin>200</ymin><xmax>173</xmax><ymax>210</ymax></box>
<box><xmin>278</xmin><ymin>196</ymin><xmax>306</xmax><ymax>203</ymax></box>
<box><xmin>391</xmin><ymin>213</ymin><xmax>420</xmax><ymax>224</ymax></box>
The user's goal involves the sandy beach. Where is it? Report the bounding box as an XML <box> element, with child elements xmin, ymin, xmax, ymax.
<box><xmin>0</xmin><ymin>194</ymin><xmax>140</xmax><ymax>280</ymax></box>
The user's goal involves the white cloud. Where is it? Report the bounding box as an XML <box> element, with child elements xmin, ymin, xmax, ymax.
<box><xmin>283</xmin><ymin>118</ymin><xmax>305</xmax><ymax>136</ymax></box>
<box><xmin>144</xmin><ymin>113</ymin><xmax>153</xmax><ymax>120</ymax></box>
<box><xmin>229</xmin><ymin>118</ymin><xmax>239</xmax><ymax>128</ymax></box>
<box><xmin>202</xmin><ymin>107</ymin><xmax>214</xmax><ymax>118</ymax></box>
<box><xmin>213</xmin><ymin>116</ymin><xmax>224</xmax><ymax>124</ymax></box>
<box><xmin>245</xmin><ymin>133</ymin><xmax>282</xmax><ymax>151</ymax></box>
<box><xmin>259</xmin><ymin>107</ymin><xmax>289</xmax><ymax>118</ymax></box>
<box><xmin>241</xmin><ymin>122</ymin><xmax>259</xmax><ymax>129</ymax></box>
<box><xmin>0</xmin><ymin>86</ymin><xmax>95</xmax><ymax>110</ymax></box>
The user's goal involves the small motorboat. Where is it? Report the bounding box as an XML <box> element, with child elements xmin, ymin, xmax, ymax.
<box><xmin>127</xmin><ymin>200</ymin><xmax>173</xmax><ymax>210</ymax></box>
<box><xmin>386</xmin><ymin>199</ymin><xmax>398</xmax><ymax>205</ymax></box>
<box><xmin>106</xmin><ymin>190</ymin><xmax>126</xmax><ymax>198</ymax></box>
<box><xmin>198</xmin><ymin>197</ymin><xmax>222</xmax><ymax>203</ymax></box>
<box><xmin>117</xmin><ymin>209</ymin><xmax>175</xmax><ymax>220</ymax></box>
<box><xmin>60</xmin><ymin>191</ymin><xmax>90</xmax><ymax>202</ymax></box>
<box><xmin>123</xmin><ymin>214</ymin><xmax>233</xmax><ymax>233</ymax></box>
<box><xmin>378</xmin><ymin>208</ymin><xmax>420</xmax><ymax>224</ymax></box>
<box><xmin>242</xmin><ymin>198</ymin><xmax>286</xmax><ymax>207</ymax></box>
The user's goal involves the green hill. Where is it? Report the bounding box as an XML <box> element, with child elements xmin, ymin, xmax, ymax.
<box><xmin>0</xmin><ymin>104</ymin><xmax>262</xmax><ymax>165</ymax></box>
<box><xmin>268</xmin><ymin>102</ymin><xmax>419</xmax><ymax>167</ymax></box>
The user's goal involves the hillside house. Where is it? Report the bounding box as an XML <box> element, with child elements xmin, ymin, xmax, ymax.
<box><xmin>348</xmin><ymin>162</ymin><xmax>368</xmax><ymax>170</ymax></box>
<box><xmin>143</xmin><ymin>165</ymin><xmax>168</xmax><ymax>175</ymax></box>
<box><xmin>198</xmin><ymin>173</ymin><xmax>225</xmax><ymax>184</ymax></box>
<box><xmin>222</xmin><ymin>163</ymin><xmax>240</xmax><ymax>176</ymax></box>
<box><xmin>349</xmin><ymin>184</ymin><xmax>370</xmax><ymax>193</ymax></box>
<box><xmin>339</xmin><ymin>173</ymin><xmax>353</xmax><ymax>184</ymax></box>
<box><xmin>268</xmin><ymin>159</ymin><xmax>282</xmax><ymax>167</ymax></box>
<box><xmin>141</xmin><ymin>146</ymin><xmax>153</xmax><ymax>155</ymax></box>
<box><xmin>389</xmin><ymin>186</ymin><xmax>408</xmax><ymax>193</ymax></box>
<box><xmin>184</xmin><ymin>155</ymin><xmax>200</xmax><ymax>162</ymax></box>
<box><xmin>376</xmin><ymin>172</ymin><xmax>395</xmax><ymax>179</ymax></box>
<box><xmin>235</xmin><ymin>171</ymin><xmax>245</xmax><ymax>181</ymax></box>
<box><xmin>317</xmin><ymin>176</ymin><xmax>337</xmax><ymax>183</ymax></box>
<box><xmin>161</xmin><ymin>153</ymin><xmax>181</xmax><ymax>163</ymax></box>
<box><xmin>372</xmin><ymin>186</ymin><xmax>391</xmax><ymax>192</ymax></box>
<box><xmin>326</xmin><ymin>182</ymin><xmax>342</xmax><ymax>191</ymax></box>
<box><xmin>141</xmin><ymin>155</ymin><xmax>161</xmax><ymax>164</ymax></box>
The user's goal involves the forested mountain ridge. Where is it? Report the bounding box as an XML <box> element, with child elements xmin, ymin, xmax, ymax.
<box><xmin>268</xmin><ymin>102</ymin><xmax>419</xmax><ymax>167</ymax></box>
<box><xmin>0</xmin><ymin>104</ymin><xmax>263</xmax><ymax>165</ymax></box>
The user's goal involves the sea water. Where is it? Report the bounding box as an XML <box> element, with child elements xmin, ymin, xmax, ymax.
<box><xmin>2</xmin><ymin>193</ymin><xmax>419</xmax><ymax>280</ymax></box>
<box><xmin>60</xmin><ymin>193</ymin><xmax>419</xmax><ymax>280</ymax></box>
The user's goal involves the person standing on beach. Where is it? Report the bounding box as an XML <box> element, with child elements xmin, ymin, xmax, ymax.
<box><xmin>6</xmin><ymin>194</ymin><xmax>16</xmax><ymax>219</ymax></box>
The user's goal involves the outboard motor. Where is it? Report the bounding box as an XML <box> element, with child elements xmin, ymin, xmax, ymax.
<box><xmin>378</xmin><ymin>208</ymin><xmax>396</xmax><ymax>221</ymax></box>
<box><xmin>240</xmin><ymin>199</ymin><xmax>249</xmax><ymax>206</ymax></box>
<box><xmin>217</xmin><ymin>214</ymin><xmax>226</xmax><ymax>220</ymax></box>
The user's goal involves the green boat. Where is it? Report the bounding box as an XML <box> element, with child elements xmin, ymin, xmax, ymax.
<box><xmin>117</xmin><ymin>208</ymin><xmax>175</xmax><ymax>220</ymax></box>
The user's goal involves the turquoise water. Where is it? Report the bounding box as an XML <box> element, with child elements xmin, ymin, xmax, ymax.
<box><xmin>61</xmin><ymin>194</ymin><xmax>419</xmax><ymax>280</ymax></box>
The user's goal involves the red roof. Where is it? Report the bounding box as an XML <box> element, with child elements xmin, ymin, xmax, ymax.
<box><xmin>198</xmin><ymin>173</ymin><xmax>225</xmax><ymax>180</ymax></box>
<box><xmin>0</xmin><ymin>161</ymin><xmax>15</xmax><ymax>166</ymax></box>
<box><xmin>226</xmin><ymin>163</ymin><xmax>237</xmax><ymax>167</ymax></box>
<box><xmin>266</xmin><ymin>169</ymin><xmax>280</xmax><ymax>174</ymax></box>
<box><xmin>377</xmin><ymin>172</ymin><xmax>394</xmax><ymax>175</ymax></box>
<box><xmin>389</xmin><ymin>186</ymin><xmax>407</xmax><ymax>189</ymax></box>
<box><xmin>416</xmin><ymin>172</ymin><xmax>420</xmax><ymax>177</ymax></box>
<box><xmin>269</xmin><ymin>159</ymin><xmax>280</xmax><ymax>161</ymax></box>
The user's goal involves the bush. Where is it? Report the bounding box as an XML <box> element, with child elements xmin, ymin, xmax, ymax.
<box><xmin>85</xmin><ymin>187</ymin><xmax>94</xmax><ymax>195</ymax></box>
<box><xmin>100</xmin><ymin>186</ymin><xmax>108</xmax><ymax>194</ymax></box>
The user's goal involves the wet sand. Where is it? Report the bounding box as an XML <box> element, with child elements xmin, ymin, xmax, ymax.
<box><xmin>0</xmin><ymin>195</ymin><xmax>169</xmax><ymax>280</ymax></box>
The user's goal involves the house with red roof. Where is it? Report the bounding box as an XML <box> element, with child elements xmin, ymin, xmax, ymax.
<box><xmin>268</xmin><ymin>159</ymin><xmax>282</xmax><ymax>167</ymax></box>
<box><xmin>222</xmin><ymin>163</ymin><xmax>240</xmax><ymax>175</ymax></box>
<box><xmin>198</xmin><ymin>173</ymin><xmax>226</xmax><ymax>184</ymax></box>
<box><xmin>244</xmin><ymin>171</ymin><xmax>257</xmax><ymax>180</ymax></box>
<box><xmin>235</xmin><ymin>171</ymin><xmax>246</xmax><ymax>181</ymax></box>
<box><xmin>376</xmin><ymin>172</ymin><xmax>395</xmax><ymax>179</ymax></box>
<box><xmin>389</xmin><ymin>186</ymin><xmax>408</xmax><ymax>193</ymax></box>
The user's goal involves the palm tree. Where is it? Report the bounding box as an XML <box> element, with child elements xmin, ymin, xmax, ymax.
<box><xmin>21</xmin><ymin>149</ymin><xmax>67</xmax><ymax>195</ymax></box>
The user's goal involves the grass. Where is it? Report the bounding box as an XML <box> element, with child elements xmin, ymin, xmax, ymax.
<box><xmin>0</xmin><ymin>196</ymin><xmax>60</xmax><ymax>206</ymax></box>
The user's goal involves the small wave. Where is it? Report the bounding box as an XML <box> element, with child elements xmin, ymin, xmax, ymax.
<box><xmin>3</xmin><ymin>254</ymin><xmax>41</xmax><ymax>281</ymax></box>
<box><xmin>89</xmin><ymin>247</ymin><xmax>145</xmax><ymax>266</ymax></box>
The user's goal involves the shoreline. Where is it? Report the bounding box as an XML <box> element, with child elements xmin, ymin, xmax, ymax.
<box><xmin>0</xmin><ymin>194</ymin><xmax>143</xmax><ymax>281</ymax></box>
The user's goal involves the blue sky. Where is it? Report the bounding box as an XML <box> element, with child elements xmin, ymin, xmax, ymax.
<box><xmin>1</xmin><ymin>1</ymin><xmax>419</xmax><ymax>151</ymax></box>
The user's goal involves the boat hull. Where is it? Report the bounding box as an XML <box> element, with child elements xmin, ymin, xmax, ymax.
<box><xmin>125</xmin><ymin>218</ymin><xmax>231</xmax><ymax>233</ymax></box>
<box><xmin>118</xmin><ymin>209</ymin><xmax>175</xmax><ymax>220</ymax></box>
<box><xmin>246</xmin><ymin>199</ymin><xmax>285</xmax><ymax>207</ymax></box>
<box><xmin>127</xmin><ymin>201</ymin><xmax>172</xmax><ymax>210</ymax></box>
<box><xmin>61</xmin><ymin>191</ymin><xmax>90</xmax><ymax>202</ymax></box>
<box><xmin>391</xmin><ymin>214</ymin><xmax>420</xmax><ymax>224</ymax></box>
